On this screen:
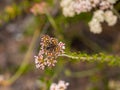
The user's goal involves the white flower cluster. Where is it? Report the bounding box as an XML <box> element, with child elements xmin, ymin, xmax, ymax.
<box><xmin>89</xmin><ymin>10</ymin><xmax>117</xmax><ymax>34</ymax></box>
<box><xmin>50</xmin><ymin>80</ymin><xmax>69</xmax><ymax>90</ymax></box>
<box><xmin>60</xmin><ymin>0</ymin><xmax>117</xmax><ymax>17</ymax></box>
<box><xmin>60</xmin><ymin>0</ymin><xmax>118</xmax><ymax>34</ymax></box>
<box><xmin>60</xmin><ymin>0</ymin><xmax>75</xmax><ymax>17</ymax></box>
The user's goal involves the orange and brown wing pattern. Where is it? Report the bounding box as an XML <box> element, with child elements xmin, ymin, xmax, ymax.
<box><xmin>40</xmin><ymin>35</ymin><xmax>51</xmax><ymax>47</ymax></box>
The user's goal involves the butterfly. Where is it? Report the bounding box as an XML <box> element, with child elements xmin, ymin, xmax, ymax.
<box><xmin>40</xmin><ymin>35</ymin><xmax>60</xmax><ymax>56</ymax></box>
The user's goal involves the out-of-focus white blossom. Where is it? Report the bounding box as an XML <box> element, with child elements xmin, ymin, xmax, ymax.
<box><xmin>60</xmin><ymin>0</ymin><xmax>72</xmax><ymax>7</ymax></box>
<box><xmin>99</xmin><ymin>1</ymin><xmax>112</xmax><ymax>10</ymax></box>
<box><xmin>108</xmin><ymin>0</ymin><xmax>118</xmax><ymax>4</ymax></box>
<box><xmin>89</xmin><ymin>18</ymin><xmax>102</xmax><ymax>34</ymax></box>
<box><xmin>93</xmin><ymin>10</ymin><xmax>104</xmax><ymax>22</ymax></box>
<box><xmin>73</xmin><ymin>0</ymin><xmax>92</xmax><ymax>14</ymax></box>
<box><xmin>60</xmin><ymin>0</ymin><xmax>75</xmax><ymax>17</ymax></box>
<box><xmin>50</xmin><ymin>83</ymin><xmax>57</xmax><ymax>90</ymax></box>
<box><xmin>89</xmin><ymin>10</ymin><xmax>104</xmax><ymax>34</ymax></box>
<box><xmin>89</xmin><ymin>10</ymin><xmax>117</xmax><ymax>34</ymax></box>
<box><xmin>56</xmin><ymin>80</ymin><xmax>69</xmax><ymax>90</ymax></box>
<box><xmin>60</xmin><ymin>0</ymin><xmax>117</xmax><ymax>17</ymax></box>
<box><xmin>60</xmin><ymin>0</ymin><xmax>118</xmax><ymax>34</ymax></box>
<box><xmin>62</xmin><ymin>5</ymin><xmax>75</xmax><ymax>17</ymax></box>
<box><xmin>104</xmin><ymin>10</ymin><xmax>117</xmax><ymax>26</ymax></box>
<box><xmin>50</xmin><ymin>80</ymin><xmax>69</xmax><ymax>90</ymax></box>
<box><xmin>30</xmin><ymin>2</ymin><xmax>47</xmax><ymax>15</ymax></box>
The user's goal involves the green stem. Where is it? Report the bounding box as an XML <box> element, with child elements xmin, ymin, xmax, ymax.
<box><xmin>45</xmin><ymin>12</ymin><xmax>64</xmax><ymax>40</ymax></box>
<box><xmin>59</xmin><ymin>53</ymin><xmax>120</xmax><ymax>66</ymax></box>
<box><xmin>7</xmin><ymin>29</ymin><xmax>40</xmax><ymax>85</ymax></box>
<box><xmin>60</xmin><ymin>54</ymin><xmax>94</xmax><ymax>60</ymax></box>
<box><xmin>45</xmin><ymin>12</ymin><xmax>59</xmax><ymax>32</ymax></box>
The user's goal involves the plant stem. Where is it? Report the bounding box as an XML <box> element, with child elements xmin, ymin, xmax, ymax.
<box><xmin>59</xmin><ymin>53</ymin><xmax>120</xmax><ymax>66</ymax></box>
<box><xmin>45</xmin><ymin>12</ymin><xmax>64</xmax><ymax>40</ymax></box>
<box><xmin>6</xmin><ymin>29</ymin><xmax>40</xmax><ymax>85</ymax></box>
<box><xmin>60</xmin><ymin>54</ymin><xmax>94</xmax><ymax>60</ymax></box>
<box><xmin>45</xmin><ymin>12</ymin><xmax>59</xmax><ymax>32</ymax></box>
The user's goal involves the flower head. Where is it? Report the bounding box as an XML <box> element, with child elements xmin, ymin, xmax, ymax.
<box><xmin>50</xmin><ymin>83</ymin><xmax>57</xmax><ymax>90</ymax></box>
<box><xmin>60</xmin><ymin>0</ymin><xmax>118</xmax><ymax>34</ymax></box>
<box><xmin>104</xmin><ymin>10</ymin><xmax>117</xmax><ymax>26</ymax></box>
<box><xmin>56</xmin><ymin>80</ymin><xmax>69</xmax><ymax>90</ymax></box>
<box><xmin>99</xmin><ymin>0</ymin><xmax>113</xmax><ymax>10</ymax></box>
<box><xmin>34</xmin><ymin>35</ymin><xmax>65</xmax><ymax>70</ymax></box>
<box><xmin>89</xmin><ymin>18</ymin><xmax>102</xmax><ymax>34</ymax></box>
<box><xmin>30</xmin><ymin>2</ymin><xmax>47</xmax><ymax>15</ymax></box>
<box><xmin>93</xmin><ymin>10</ymin><xmax>104</xmax><ymax>22</ymax></box>
<box><xmin>88</xmin><ymin>9</ymin><xmax>117</xmax><ymax>34</ymax></box>
<box><xmin>50</xmin><ymin>80</ymin><xmax>69</xmax><ymax>90</ymax></box>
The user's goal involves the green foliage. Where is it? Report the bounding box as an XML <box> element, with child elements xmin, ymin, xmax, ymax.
<box><xmin>19</xmin><ymin>44</ymin><xmax>28</xmax><ymax>53</ymax></box>
<box><xmin>63</xmin><ymin>52</ymin><xmax>120</xmax><ymax>66</ymax></box>
<box><xmin>0</xmin><ymin>0</ymin><xmax>120</xmax><ymax>90</ymax></box>
<box><xmin>0</xmin><ymin>0</ymin><xmax>41</xmax><ymax>26</ymax></box>
<box><xmin>66</xmin><ymin>12</ymin><xmax>93</xmax><ymax>23</ymax></box>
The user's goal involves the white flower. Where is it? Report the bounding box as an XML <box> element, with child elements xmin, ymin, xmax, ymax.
<box><xmin>46</xmin><ymin>58</ymin><xmax>57</xmax><ymax>67</ymax></box>
<box><xmin>60</xmin><ymin>0</ymin><xmax>75</xmax><ymax>17</ymax></box>
<box><xmin>60</xmin><ymin>0</ymin><xmax>72</xmax><ymax>7</ymax></box>
<box><xmin>60</xmin><ymin>0</ymin><xmax>117</xmax><ymax>17</ymax></box>
<box><xmin>72</xmin><ymin>1</ymin><xmax>82</xmax><ymax>14</ymax></box>
<box><xmin>89</xmin><ymin>18</ymin><xmax>102</xmax><ymax>34</ymax></box>
<box><xmin>50</xmin><ymin>80</ymin><xmax>69</xmax><ymax>90</ymax></box>
<box><xmin>60</xmin><ymin>0</ymin><xmax>118</xmax><ymax>34</ymax></box>
<box><xmin>73</xmin><ymin>0</ymin><xmax>92</xmax><ymax>14</ymax></box>
<box><xmin>50</xmin><ymin>83</ymin><xmax>57</xmax><ymax>90</ymax></box>
<box><xmin>107</xmin><ymin>0</ymin><xmax>118</xmax><ymax>4</ymax></box>
<box><xmin>34</xmin><ymin>56</ymin><xmax>45</xmax><ymax>70</ymax></box>
<box><xmin>99</xmin><ymin>1</ymin><xmax>113</xmax><ymax>10</ymax></box>
<box><xmin>62</xmin><ymin>5</ymin><xmax>75</xmax><ymax>17</ymax></box>
<box><xmin>93</xmin><ymin>10</ymin><xmax>104</xmax><ymax>22</ymax></box>
<box><xmin>104</xmin><ymin>10</ymin><xmax>117</xmax><ymax>26</ymax></box>
<box><xmin>56</xmin><ymin>80</ymin><xmax>69</xmax><ymax>90</ymax></box>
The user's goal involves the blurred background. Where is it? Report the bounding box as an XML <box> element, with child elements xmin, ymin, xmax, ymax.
<box><xmin>0</xmin><ymin>0</ymin><xmax>120</xmax><ymax>90</ymax></box>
